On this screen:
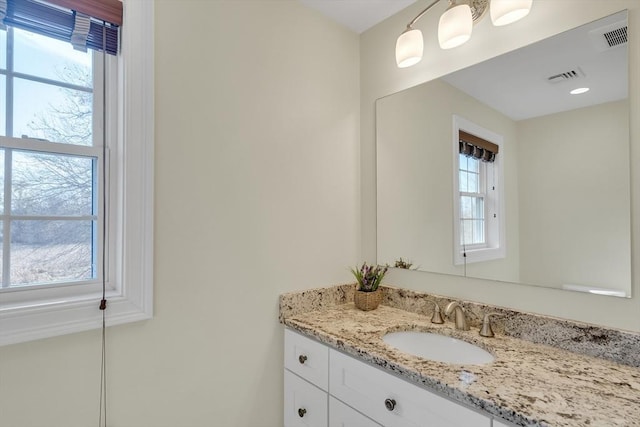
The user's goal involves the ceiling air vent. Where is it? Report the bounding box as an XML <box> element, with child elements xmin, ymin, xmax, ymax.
<box><xmin>547</xmin><ymin>68</ymin><xmax>585</xmax><ymax>84</ymax></box>
<box><xmin>589</xmin><ymin>20</ymin><xmax>628</xmax><ymax>51</ymax></box>
<box><xmin>603</xmin><ymin>26</ymin><xmax>628</xmax><ymax>47</ymax></box>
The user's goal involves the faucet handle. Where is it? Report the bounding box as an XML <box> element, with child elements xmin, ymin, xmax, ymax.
<box><xmin>479</xmin><ymin>312</ymin><xmax>503</xmax><ymax>338</ymax></box>
<box><xmin>426</xmin><ymin>300</ymin><xmax>444</xmax><ymax>324</ymax></box>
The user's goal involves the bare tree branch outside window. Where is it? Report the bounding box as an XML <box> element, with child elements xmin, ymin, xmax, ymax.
<box><xmin>10</xmin><ymin>63</ymin><xmax>95</xmax><ymax>286</ymax></box>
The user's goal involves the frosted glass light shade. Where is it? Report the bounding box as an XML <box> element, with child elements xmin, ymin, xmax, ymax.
<box><xmin>490</xmin><ymin>0</ymin><xmax>532</xmax><ymax>26</ymax></box>
<box><xmin>396</xmin><ymin>28</ymin><xmax>423</xmax><ymax>68</ymax></box>
<box><xmin>438</xmin><ymin>3</ymin><xmax>472</xmax><ymax>49</ymax></box>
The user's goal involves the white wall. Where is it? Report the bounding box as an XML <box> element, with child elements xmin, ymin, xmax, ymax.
<box><xmin>0</xmin><ymin>1</ymin><xmax>360</xmax><ymax>426</ymax></box>
<box><xmin>361</xmin><ymin>0</ymin><xmax>640</xmax><ymax>331</ymax></box>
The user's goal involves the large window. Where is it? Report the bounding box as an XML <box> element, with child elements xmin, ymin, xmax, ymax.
<box><xmin>0</xmin><ymin>0</ymin><xmax>154</xmax><ymax>346</ymax></box>
<box><xmin>0</xmin><ymin>25</ymin><xmax>106</xmax><ymax>290</ymax></box>
<box><xmin>452</xmin><ymin>115</ymin><xmax>505</xmax><ymax>266</ymax></box>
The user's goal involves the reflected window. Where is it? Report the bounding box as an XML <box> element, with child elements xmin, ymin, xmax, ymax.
<box><xmin>459</xmin><ymin>155</ymin><xmax>486</xmax><ymax>247</ymax></box>
<box><xmin>453</xmin><ymin>116</ymin><xmax>505</xmax><ymax>265</ymax></box>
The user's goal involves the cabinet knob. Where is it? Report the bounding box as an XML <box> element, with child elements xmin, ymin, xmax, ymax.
<box><xmin>384</xmin><ymin>398</ymin><xmax>396</xmax><ymax>411</ymax></box>
<box><xmin>298</xmin><ymin>408</ymin><xmax>307</xmax><ymax>418</ymax></box>
<box><xmin>298</xmin><ymin>354</ymin><xmax>308</xmax><ymax>364</ymax></box>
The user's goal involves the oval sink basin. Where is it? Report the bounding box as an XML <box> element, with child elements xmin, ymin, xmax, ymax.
<box><xmin>382</xmin><ymin>331</ymin><xmax>494</xmax><ymax>365</ymax></box>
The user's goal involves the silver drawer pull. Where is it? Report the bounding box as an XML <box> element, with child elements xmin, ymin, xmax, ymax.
<box><xmin>385</xmin><ymin>398</ymin><xmax>396</xmax><ymax>411</ymax></box>
<box><xmin>298</xmin><ymin>408</ymin><xmax>307</xmax><ymax>418</ymax></box>
<box><xmin>298</xmin><ymin>354</ymin><xmax>308</xmax><ymax>364</ymax></box>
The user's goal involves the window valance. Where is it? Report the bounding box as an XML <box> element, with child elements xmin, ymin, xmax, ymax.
<box><xmin>1</xmin><ymin>0</ymin><xmax>121</xmax><ymax>55</ymax></box>
<box><xmin>459</xmin><ymin>130</ymin><xmax>499</xmax><ymax>163</ymax></box>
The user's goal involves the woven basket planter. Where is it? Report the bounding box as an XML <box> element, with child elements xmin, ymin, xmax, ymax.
<box><xmin>354</xmin><ymin>288</ymin><xmax>382</xmax><ymax>311</ymax></box>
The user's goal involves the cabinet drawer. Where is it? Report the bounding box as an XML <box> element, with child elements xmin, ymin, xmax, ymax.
<box><xmin>330</xmin><ymin>349</ymin><xmax>491</xmax><ymax>427</ymax></box>
<box><xmin>285</xmin><ymin>329</ymin><xmax>329</xmax><ymax>390</ymax></box>
<box><xmin>284</xmin><ymin>370</ymin><xmax>328</xmax><ymax>427</ymax></box>
<box><xmin>330</xmin><ymin>397</ymin><xmax>382</xmax><ymax>427</ymax></box>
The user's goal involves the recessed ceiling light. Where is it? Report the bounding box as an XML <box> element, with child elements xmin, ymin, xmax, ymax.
<box><xmin>570</xmin><ymin>87</ymin><xmax>590</xmax><ymax>95</ymax></box>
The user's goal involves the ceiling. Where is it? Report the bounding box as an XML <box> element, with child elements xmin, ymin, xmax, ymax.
<box><xmin>441</xmin><ymin>10</ymin><xmax>628</xmax><ymax>120</ymax></box>
<box><xmin>298</xmin><ymin>0</ymin><xmax>416</xmax><ymax>33</ymax></box>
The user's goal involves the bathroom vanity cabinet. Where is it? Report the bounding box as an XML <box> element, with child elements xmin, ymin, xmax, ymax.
<box><xmin>281</xmin><ymin>285</ymin><xmax>640</xmax><ymax>425</ymax></box>
<box><xmin>284</xmin><ymin>328</ymin><xmax>514</xmax><ymax>427</ymax></box>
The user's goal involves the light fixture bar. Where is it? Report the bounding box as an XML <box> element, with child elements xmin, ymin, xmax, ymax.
<box><xmin>405</xmin><ymin>0</ymin><xmax>442</xmax><ymax>29</ymax></box>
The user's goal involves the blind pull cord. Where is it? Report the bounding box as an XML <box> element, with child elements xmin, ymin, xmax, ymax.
<box><xmin>98</xmin><ymin>20</ymin><xmax>108</xmax><ymax>427</ymax></box>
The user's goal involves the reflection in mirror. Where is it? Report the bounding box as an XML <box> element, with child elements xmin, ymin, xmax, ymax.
<box><xmin>376</xmin><ymin>11</ymin><xmax>631</xmax><ymax>297</ymax></box>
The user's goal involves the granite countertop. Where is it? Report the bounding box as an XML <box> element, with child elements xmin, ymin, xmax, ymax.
<box><xmin>282</xmin><ymin>301</ymin><xmax>640</xmax><ymax>427</ymax></box>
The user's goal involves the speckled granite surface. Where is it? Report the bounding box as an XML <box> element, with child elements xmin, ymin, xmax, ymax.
<box><xmin>280</xmin><ymin>285</ymin><xmax>640</xmax><ymax>427</ymax></box>
<box><xmin>279</xmin><ymin>283</ymin><xmax>354</xmax><ymax>322</ymax></box>
<box><xmin>280</xmin><ymin>284</ymin><xmax>640</xmax><ymax>367</ymax></box>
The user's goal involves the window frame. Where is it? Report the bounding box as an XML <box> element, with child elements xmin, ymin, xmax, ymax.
<box><xmin>452</xmin><ymin>115</ymin><xmax>505</xmax><ymax>266</ymax></box>
<box><xmin>0</xmin><ymin>0</ymin><xmax>154</xmax><ymax>346</ymax></box>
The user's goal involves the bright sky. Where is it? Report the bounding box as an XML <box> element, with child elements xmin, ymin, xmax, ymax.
<box><xmin>1</xmin><ymin>26</ymin><xmax>92</xmax><ymax>140</ymax></box>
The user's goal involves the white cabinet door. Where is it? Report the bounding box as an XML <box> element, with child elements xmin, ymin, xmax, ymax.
<box><xmin>329</xmin><ymin>397</ymin><xmax>382</xmax><ymax>427</ymax></box>
<box><xmin>330</xmin><ymin>349</ymin><xmax>491</xmax><ymax>427</ymax></box>
<box><xmin>284</xmin><ymin>370</ymin><xmax>328</xmax><ymax>427</ymax></box>
<box><xmin>285</xmin><ymin>328</ymin><xmax>329</xmax><ymax>391</ymax></box>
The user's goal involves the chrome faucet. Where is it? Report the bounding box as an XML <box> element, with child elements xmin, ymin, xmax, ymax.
<box><xmin>444</xmin><ymin>301</ymin><xmax>470</xmax><ymax>331</ymax></box>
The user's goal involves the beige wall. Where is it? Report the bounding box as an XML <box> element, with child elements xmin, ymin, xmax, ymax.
<box><xmin>362</xmin><ymin>0</ymin><xmax>640</xmax><ymax>331</ymax></box>
<box><xmin>518</xmin><ymin>101</ymin><xmax>631</xmax><ymax>291</ymax></box>
<box><xmin>376</xmin><ymin>79</ymin><xmax>520</xmax><ymax>282</ymax></box>
<box><xmin>377</xmin><ymin>79</ymin><xmax>631</xmax><ymax>293</ymax></box>
<box><xmin>2</xmin><ymin>1</ymin><xmax>640</xmax><ymax>426</ymax></box>
<box><xmin>0</xmin><ymin>1</ymin><xmax>360</xmax><ymax>426</ymax></box>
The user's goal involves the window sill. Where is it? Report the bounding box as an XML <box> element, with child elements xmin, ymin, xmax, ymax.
<box><xmin>0</xmin><ymin>289</ymin><xmax>152</xmax><ymax>345</ymax></box>
<box><xmin>454</xmin><ymin>246</ymin><xmax>506</xmax><ymax>265</ymax></box>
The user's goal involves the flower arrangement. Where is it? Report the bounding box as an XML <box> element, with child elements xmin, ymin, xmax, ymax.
<box><xmin>350</xmin><ymin>262</ymin><xmax>388</xmax><ymax>292</ymax></box>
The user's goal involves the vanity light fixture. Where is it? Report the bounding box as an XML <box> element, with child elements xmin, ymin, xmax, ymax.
<box><xmin>570</xmin><ymin>87</ymin><xmax>590</xmax><ymax>95</ymax></box>
<box><xmin>396</xmin><ymin>0</ymin><xmax>533</xmax><ymax>68</ymax></box>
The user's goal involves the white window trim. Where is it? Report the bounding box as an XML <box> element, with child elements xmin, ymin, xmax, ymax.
<box><xmin>452</xmin><ymin>115</ymin><xmax>505</xmax><ymax>266</ymax></box>
<box><xmin>0</xmin><ymin>0</ymin><xmax>154</xmax><ymax>346</ymax></box>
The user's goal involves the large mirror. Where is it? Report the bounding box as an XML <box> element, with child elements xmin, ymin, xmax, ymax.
<box><xmin>376</xmin><ymin>11</ymin><xmax>631</xmax><ymax>297</ymax></box>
